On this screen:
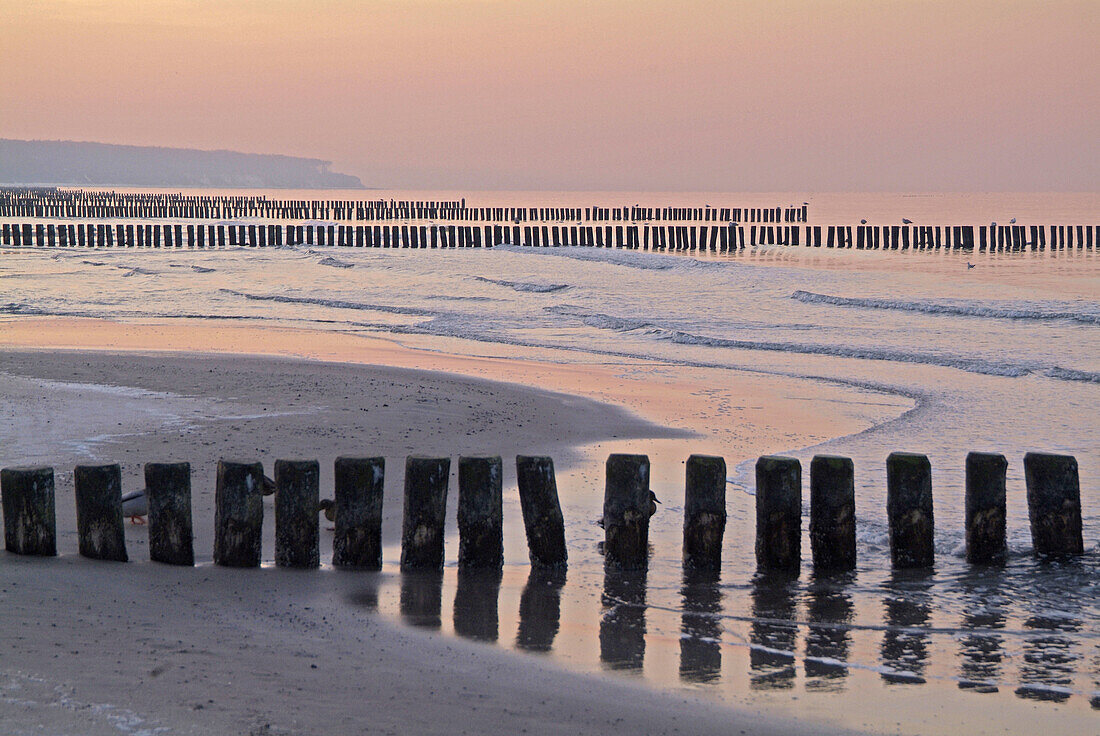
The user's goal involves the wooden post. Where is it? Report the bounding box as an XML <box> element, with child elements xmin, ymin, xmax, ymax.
<box><xmin>400</xmin><ymin>456</ymin><xmax>450</xmax><ymax>571</ymax></box>
<box><xmin>682</xmin><ymin>454</ymin><xmax>726</xmax><ymax>570</ymax></box>
<box><xmin>145</xmin><ymin>462</ymin><xmax>194</xmax><ymax>566</ymax></box>
<box><xmin>332</xmin><ymin>456</ymin><xmax>385</xmax><ymax>569</ymax></box>
<box><xmin>1024</xmin><ymin>452</ymin><xmax>1083</xmax><ymax>557</ymax></box>
<box><xmin>515</xmin><ymin>455</ymin><xmax>567</xmax><ymax>568</ymax></box>
<box><xmin>886</xmin><ymin>453</ymin><xmax>934</xmax><ymax>568</ymax></box>
<box><xmin>809</xmin><ymin>455</ymin><xmax>856</xmax><ymax>571</ymax></box>
<box><xmin>74</xmin><ymin>464</ymin><xmax>127</xmax><ymax>562</ymax></box>
<box><xmin>275</xmin><ymin>459</ymin><xmax>320</xmax><ymax>568</ymax></box>
<box><xmin>755</xmin><ymin>456</ymin><xmax>801</xmax><ymax>573</ymax></box>
<box><xmin>603</xmin><ymin>454</ymin><xmax>651</xmax><ymax>569</ymax></box>
<box><xmin>213</xmin><ymin>460</ymin><xmax>264</xmax><ymax>567</ymax></box>
<box><xmin>1</xmin><ymin>466</ymin><xmax>56</xmax><ymax>556</ymax></box>
<box><xmin>457</xmin><ymin>456</ymin><xmax>503</xmax><ymax>569</ymax></box>
<box><xmin>964</xmin><ymin>452</ymin><xmax>1006</xmax><ymax>564</ymax></box>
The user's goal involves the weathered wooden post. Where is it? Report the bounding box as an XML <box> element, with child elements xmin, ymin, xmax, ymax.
<box><xmin>755</xmin><ymin>456</ymin><xmax>801</xmax><ymax>573</ymax></box>
<box><xmin>457</xmin><ymin>455</ymin><xmax>503</xmax><ymax>569</ymax></box>
<box><xmin>74</xmin><ymin>464</ymin><xmax>127</xmax><ymax>561</ymax></box>
<box><xmin>145</xmin><ymin>462</ymin><xmax>194</xmax><ymax>566</ymax></box>
<box><xmin>964</xmin><ymin>452</ymin><xmax>1007</xmax><ymax>564</ymax></box>
<box><xmin>515</xmin><ymin>455</ymin><xmax>567</xmax><ymax>568</ymax></box>
<box><xmin>332</xmin><ymin>456</ymin><xmax>385</xmax><ymax>569</ymax></box>
<box><xmin>886</xmin><ymin>453</ymin><xmax>934</xmax><ymax>567</ymax></box>
<box><xmin>1024</xmin><ymin>452</ymin><xmax>1083</xmax><ymax>557</ymax></box>
<box><xmin>683</xmin><ymin>454</ymin><xmax>726</xmax><ymax>570</ymax></box>
<box><xmin>603</xmin><ymin>454</ymin><xmax>652</xmax><ymax>569</ymax></box>
<box><xmin>400</xmin><ymin>456</ymin><xmax>450</xmax><ymax>571</ymax></box>
<box><xmin>809</xmin><ymin>455</ymin><xmax>856</xmax><ymax>571</ymax></box>
<box><xmin>213</xmin><ymin>460</ymin><xmax>264</xmax><ymax>567</ymax></box>
<box><xmin>275</xmin><ymin>459</ymin><xmax>320</xmax><ymax>568</ymax></box>
<box><xmin>1</xmin><ymin>466</ymin><xmax>57</xmax><ymax>556</ymax></box>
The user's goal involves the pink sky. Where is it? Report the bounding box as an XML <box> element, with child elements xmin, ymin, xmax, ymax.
<box><xmin>1</xmin><ymin>1</ymin><xmax>1096</xmax><ymax>190</ymax></box>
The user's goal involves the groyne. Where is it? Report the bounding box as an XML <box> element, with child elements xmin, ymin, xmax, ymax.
<box><xmin>0</xmin><ymin>451</ymin><xmax>1086</xmax><ymax>571</ymax></box>
<box><xmin>3</xmin><ymin>221</ymin><xmax>1097</xmax><ymax>251</ymax></box>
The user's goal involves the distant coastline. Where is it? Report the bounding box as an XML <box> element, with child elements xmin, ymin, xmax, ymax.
<box><xmin>0</xmin><ymin>138</ymin><xmax>363</xmax><ymax>189</ymax></box>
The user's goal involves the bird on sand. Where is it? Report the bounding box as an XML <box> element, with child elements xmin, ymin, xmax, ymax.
<box><xmin>860</xmin><ymin>219</ymin><xmax>867</xmax><ymax>224</ymax></box>
<box><xmin>902</xmin><ymin>218</ymin><xmax>913</xmax><ymax>224</ymax></box>
<box><xmin>596</xmin><ymin>491</ymin><xmax>661</xmax><ymax>528</ymax></box>
<box><xmin>122</xmin><ymin>489</ymin><xmax>148</xmax><ymax>525</ymax></box>
<box><xmin>319</xmin><ymin>499</ymin><xmax>336</xmax><ymax>530</ymax></box>
<box><xmin>967</xmin><ymin>262</ymin><xmax>976</xmax><ymax>269</ymax></box>
<box><xmin>1009</xmin><ymin>217</ymin><xmax>1017</xmax><ymax>224</ymax></box>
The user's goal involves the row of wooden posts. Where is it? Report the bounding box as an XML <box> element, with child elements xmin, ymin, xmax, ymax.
<box><xmin>0</xmin><ymin>452</ymin><xmax>1084</xmax><ymax>572</ymax></box>
<box><xmin>0</xmin><ymin>189</ymin><xmax>806</xmax><ymax>224</ymax></box>
<box><xmin>4</xmin><ymin>222</ymin><xmax>1098</xmax><ymax>252</ymax></box>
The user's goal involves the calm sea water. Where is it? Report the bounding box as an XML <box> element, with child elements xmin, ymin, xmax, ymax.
<box><xmin>2</xmin><ymin>191</ymin><xmax>1098</xmax><ymax>728</ymax></box>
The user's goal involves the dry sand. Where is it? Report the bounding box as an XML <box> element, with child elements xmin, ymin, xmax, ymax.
<box><xmin>0</xmin><ymin>320</ymin><xmax>894</xmax><ymax>735</ymax></box>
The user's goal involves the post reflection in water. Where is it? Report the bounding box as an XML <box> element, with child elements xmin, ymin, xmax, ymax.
<box><xmin>600</xmin><ymin>567</ymin><xmax>648</xmax><ymax>673</ymax></box>
<box><xmin>679</xmin><ymin>569</ymin><xmax>722</xmax><ymax>684</ymax></box>
<box><xmin>453</xmin><ymin>569</ymin><xmax>503</xmax><ymax>643</ymax></box>
<box><xmin>399</xmin><ymin>570</ymin><xmax>444</xmax><ymax>630</ymax></box>
<box><xmin>749</xmin><ymin>573</ymin><xmax>798</xmax><ymax>690</ymax></box>
<box><xmin>516</xmin><ymin>567</ymin><xmax>566</xmax><ymax>653</ymax></box>
<box><xmin>880</xmin><ymin>570</ymin><xmax>933</xmax><ymax>685</ymax></box>
<box><xmin>955</xmin><ymin>569</ymin><xmax>1007</xmax><ymax>693</ymax></box>
<box><xmin>1015</xmin><ymin>570</ymin><xmax>1083</xmax><ymax>704</ymax></box>
<box><xmin>804</xmin><ymin>573</ymin><xmax>854</xmax><ymax>691</ymax></box>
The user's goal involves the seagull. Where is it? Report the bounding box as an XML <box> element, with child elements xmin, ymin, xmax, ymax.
<box><xmin>122</xmin><ymin>489</ymin><xmax>148</xmax><ymax>525</ymax></box>
<box><xmin>595</xmin><ymin>491</ymin><xmax>661</xmax><ymax>528</ymax></box>
<box><xmin>319</xmin><ymin>499</ymin><xmax>336</xmax><ymax>530</ymax></box>
<box><xmin>967</xmin><ymin>262</ymin><xmax>976</xmax><ymax>269</ymax></box>
<box><xmin>902</xmin><ymin>218</ymin><xmax>913</xmax><ymax>224</ymax></box>
<box><xmin>1009</xmin><ymin>217</ymin><xmax>1016</xmax><ymax>224</ymax></box>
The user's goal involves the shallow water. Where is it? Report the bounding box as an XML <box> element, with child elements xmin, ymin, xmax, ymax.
<box><xmin>2</xmin><ymin>190</ymin><xmax>1098</xmax><ymax>728</ymax></box>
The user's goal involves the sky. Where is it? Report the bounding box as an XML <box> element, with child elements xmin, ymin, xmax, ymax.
<box><xmin>1</xmin><ymin>0</ymin><xmax>1097</xmax><ymax>190</ymax></box>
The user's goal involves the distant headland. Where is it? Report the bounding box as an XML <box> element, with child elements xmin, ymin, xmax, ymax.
<box><xmin>0</xmin><ymin>139</ymin><xmax>363</xmax><ymax>189</ymax></box>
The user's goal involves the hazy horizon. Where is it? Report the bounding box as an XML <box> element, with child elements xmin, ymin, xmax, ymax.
<box><xmin>2</xmin><ymin>1</ymin><xmax>1097</xmax><ymax>191</ymax></box>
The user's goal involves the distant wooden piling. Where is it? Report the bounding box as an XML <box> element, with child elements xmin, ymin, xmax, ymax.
<box><xmin>682</xmin><ymin>454</ymin><xmax>726</xmax><ymax>570</ymax></box>
<box><xmin>964</xmin><ymin>453</ymin><xmax>1007</xmax><ymax>564</ymax></box>
<box><xmin>400</xmin><ymin>456</ymin><xmax>450</xmax><ymax>571</ymax></box>
<box><xmin>755</xmin><ymin>456</ymin><xmax>801</xmax><ymax>574</ymax></box>
<box><xmin>515</xmin><ymin>455</ymin><xmax>568</xmax><ymax>568</ymax></box>
<box><xmin>1024</xmin><ymin>452</ymin><xmax>1083</xmax><ymax>557</ymax></box>
<box><xmin>1</xmin><ymin>466</ymin><xmax>57</xmax><ymax>556</ymax></box>
<box><xmin>213</xmin><ymin>460</ymin><xmax>264</xmax><ymax>567</ymax></box>
<box><xmin>145</xmin><ymin>462</ymin><xmax>194</xmax><ymax>566</ymax></box>
<box><xmin>332</xmin><ymin>456</ymin><xmax>385</xmax><ymax>570</ymax></box>
<box><xmin>74</xmin><ymin>463</ymin><xmax>128</xmax><ymax>562</ymax></box>
<box><xmin>886</xmin><ymin>453</ymin><xmax>934</xmax><ymax>568</ymax></box>
<box><xmin>274</xmin><ymin>459</ymin><xmax>320</xmax><ymax>568</ymax></box>
<box><xmin>603</xmin><ymin>454</ymin><xmax>652</xmax><ymax>570</ymax></box>
<box><xmin>809</xmin><ymin>455</ymin><xmax>856</xmax><ymax>571</ymax></box>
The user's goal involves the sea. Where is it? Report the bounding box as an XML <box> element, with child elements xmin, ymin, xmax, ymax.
<box><xmin>1</xmin><ymin>190</ymin><xmax>1097</xmax><ymax>730</ymax></box>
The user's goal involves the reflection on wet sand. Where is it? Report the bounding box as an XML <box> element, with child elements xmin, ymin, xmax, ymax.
<box><xmin>880</xmin><ymin>570</ymin><xmax>932</xmax><ymax>684</ymax></box>
<box><xmin>453</xmin><ymin>569</ymin><xmax>503</xmax><ymax>642</ymax></box>
<box><xmin>955</xmin><ymin>569</ymin><xmax>1007</xmax><ymax>693</ymax></box>
<box><xmin>679</xmin><ymin>569</ymin><xmax>722</xmax><ymax>683</ymax></box>
<box><xmin>1017</xmin><ymin>616</ymin><xmax>1080</xmax><ymax>703</ymax></box>
<box><xmin>516</xmin><ymin>567</ymin><xmax>566</xmax><ymax>653</ymax></box>
<box><xmin>749</xmin><ymin>573</ymin><xmax>798</xmax><ymax>690</ymax></box>
<box><xmin>600</xmin><ymin>567</ymin><xmax>648</xmax><ymax>673</ymax></box>
<box><xmin>400</xmin><ymin>570</ymin><xmax>443</xmax><ymax>629</ymax></box>
<box><xmin>804</xmin><ymin>573</ymin><xmax>854</xmax><ymax>690</ymax></box>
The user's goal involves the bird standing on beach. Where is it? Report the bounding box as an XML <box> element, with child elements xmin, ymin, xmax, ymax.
<box><xmin>595</xmin><ymin>490</ymin><xmax>661</xmax><ymax>528</ymax></box>
<box><xmin>902</xmin><ymin>218</ymin><xmax>913</xmax><ymax>224</ymax></box>
<box><xmin>319</xmin><ymin>498</ymin><xmax>336</xmax><ymax>530</ymax></box>
<box><xmin>122</xmin><ymin>489</ymin><xmax>148</xmax><ymax>525</ymax></box>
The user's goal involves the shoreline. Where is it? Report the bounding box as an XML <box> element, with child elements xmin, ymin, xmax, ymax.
<box><xmin>0</xmin><ymin>325</ymin><xmax>891</xmax><ymax>736</ymax></box>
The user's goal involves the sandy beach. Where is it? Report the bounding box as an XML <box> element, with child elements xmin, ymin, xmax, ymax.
<box><xmin>0</xmin><ymin>319</ymin><xmax>899</xmax><ymax>735</ymax></box>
